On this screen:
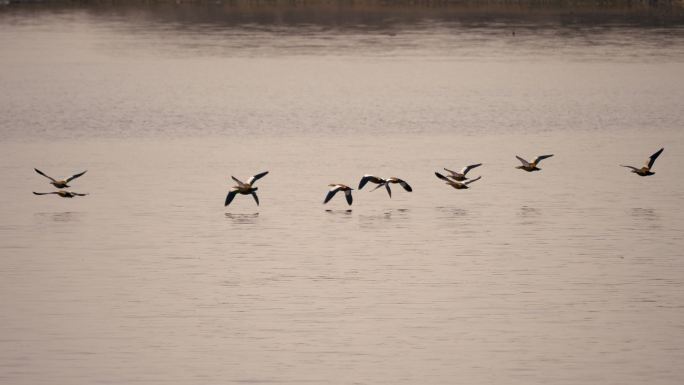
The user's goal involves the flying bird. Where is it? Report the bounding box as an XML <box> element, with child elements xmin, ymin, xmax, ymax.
<box><xmin>435</xmin><ymin>172</ymin><xmax>482</xmax><ymax>189</ymax></box>
<box><xmin>225</xmin><ymin>171</ymin><xmax>268</xmax><ymax>207</ymax></box>
<box><xmin>443</xmin><ymin>163</ymin><xmax>482</xmax><ymax>181</ymax></box>
<box><xmin>33</xmin><ymin>191</ymin><xmax>88</xmax><ymax>198</ymax></box>
<box><xmin>324</xmin><ymin>184</ymin><xmax>353</xmax><ymax>206</ymax></box>
<box><xmin>620</xmin><ymin>148</ymin><xmax>664</xmax><ymax>176</ymax></box>
<box><xmin>358</xmin><ymin>175</ymin><xmax>412</xmax><ymax>198</ymax></box>
<box><xmin>515</xmin><ymin>154</ymin><xmax>553</xmax><ymax>172</ymax></box>
<box><xmin>34</xmin><ymin>168</ymin><xmax>87</xmax><ymax>188</ymax></box>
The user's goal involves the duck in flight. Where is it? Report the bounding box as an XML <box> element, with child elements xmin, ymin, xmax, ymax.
<box><xmin>324</xmin><ymin>184</ymin><xmax>353</xmax><ymax>206</ymax></box>
<box><xmin>435</xmin><ymin>172</ymin><xmax>482</xmax><ymax>189</ymax></box>
<box><xmin>515</xmin><ymin>154</ymin><xmax>553</xmax><ymax>172</ymax></box>
<box><xmin>358</xmin><ymin>175</ymin><xmax>412</xmax><ymax>198</ymax></box>
<box><xmin>33</xmin><ymin>190</ymin><xmax>88</xmax><ymax>198</ymax></box>
<box><xmin>621</xmin><ymin>148</ymin><xmax>664</xmax><ymax>176</ymax></box>
<box><xmin>34</xmin><ymin>168</ymin><xmax>87</xmax><ymax>188</ymax></box>
<box><xmin>443</xmin><ymin>163</ymin><xmax>482</xmax><ymax>181</ymax></box>
<box><xmin>225</xmin><ymin>171</ymin><xmax>268</xmax><ymax>207</ymax></box>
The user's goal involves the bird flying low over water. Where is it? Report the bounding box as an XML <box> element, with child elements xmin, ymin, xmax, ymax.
<box><xmin>435</xmin><ymin>172</ymin><xmax>482</xmax><ymax>189</ymax></box>
<box><xmin>621</xmin><ymin>148</ymin><xmax>664</xmax><ymax>176</ymax></box>
<box><xmin>34</xmin><ymin>168</ymin><xmax>87</xmax><ymax>188</ymax></box>
<box><xmin>358</xmin><ymin>175</ymin><xmax>412</xmax><ymax>198</ymax></box>
<box><xmin>443</xmin><ymin>163</ymin><xmax>482</xmax><ymax>181</ymax></box>
<box><xmin>324</xmin><ymin>184</ymin><xmax>353</xmax><ymax>206</ymax></box>
<box><xmin>33</xmin><ymin>190</ymin><xmax>88</xmax><ymax>198</ymax></box>
<box><xmin>225</xmin><ymin>171</ymin><xmax>268</xmax><ymax>207</ymax></box>
<box><xmin>515</xmin><ymin>154</ymin><xmax>553</xmax><ymax>172</ymax></box>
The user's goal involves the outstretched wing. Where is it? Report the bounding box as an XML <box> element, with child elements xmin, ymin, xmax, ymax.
<box><xmin>461</xmin><ymin>163</ymin><xmax>482</xmax><ymax>175</ymax></box>
<box><xmin>231</xmin><ymin>176</ymin><xmax>244</xmax><ymax>185</ymax></box>
<box><xmin>72</xmin><ymin>192</ymin><xmax>88</xmax><ymax>196</ymax></box>
<box><xmin>324</xmin><ymin>186</ymin><xmax>341</xmax><ymax>204</ymax></box>
<box><xmin>33</xmin><ymin>191</ymin><xmax>57</xmax><ymax>195</ymax></box>
<box><xmin>515</xmin><ymin>156</ymin><xmax>530</xmax><ymax>167</ymax></box>
<box><xmin>385</xmin><ymin>183</ymin><xmax>392</xmax><ymax>198</ymax></box>
<box><xmin>359</xmin><ymin>174</ymin><xmax>385</xmax><ymax>190</ymax></box>
<box><xmin>251</xmin><ymin>192</ymin><xmax>260</xmax><ymax>206</ymax></box>
<box><xmin>397</xmin><ymin>179</ymin><xmax>412</xmax><ymax>192</ymax></box>
<box><xmin>444</xmin><ymin>168</ymin><xmax>458</xmax><ymax>176</ymax></box>
<box><xmin>66</xmin><ymin>170</ymin><xmax>87</xmax><ymax>182</ymax></box>
<box><xmin>224</xmin><ymin>190</ymin><xmax>238</xmax><ymax>206</ymax></box>
<box><xmin>359</xmin><ymin>175</ymin><xmax>384</xmax><ymax>190</ymax></box>
<box><xmin>247</xmin><ymin>171</ymin><xmax>269</xmax><ymax>185</ymax></box>
<box><xmin>533</xmin><ymin>154</ymin><xmax>553</xmax><ymax>164</ymax></box>
<box><xmin>620</xmin><ymin>165</ymin><xmax>638</xmax><ymax>171</ymax></box>
<box><xmin>465</xmin><ymin>176</ymin><xmax>482</xmax><ymax>185</ymax></box>
<box><xmin>646</xmin><ymin>148</ymin><xmax>664</xmax><ymax>169</ymax></box>
<box><xmin>34</xmin><ymin>168</ymin><xmax>56</xmax><ymax>182</ymax></box>
<box><xmin>344</xmin><ymin>189</ymin><xmax>353</xmax><ymax>206</ymax></box>
<box><xmin>435</xmin><ymin>172</ymin><xmax>450</xmax><ymax>181</ymax></box>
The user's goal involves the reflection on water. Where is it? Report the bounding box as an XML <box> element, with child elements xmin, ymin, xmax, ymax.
<box><xmin>1</xmin><ymin>3</ymin><xmax>684</xmax><ymax>385</ymax></box>
<box><xmin>631</xmin><ymin>207</ymin><xmax>659</xmax><ymax>221</ymax></box>
<box><xmin>224</xmin><ymin>212</ymin><xmax>259</xmax><ymax>224</ymax></box>
<box><xmin>629</xmin><ymin>207</ymin><xmax>662</xmax><ymax>231</ymax></box>
<box><xmin>517</xmin><ymin>205</ymin><xmax>542</xmax><ymax>226</ymax></box>
<box><xmin>435</xmin><ymin>207</ymin><xmax>468</xmax><ymax>217</ymax></box>
<box><xmin>34</xmin><ymin>211</ymin><xmax>83</xmax><ymax>223</ymax></box>
<box><xmin>324</xmin><ymin>209</ymin><xmax>353</xmax><ymax>214</ymax></box>
<box><xmin>519</xmin><ymin>206</ymin><xmax>541</xmax><ymax>216</ymax></box>
<box><xmin>357</xmin><ymin>208</ymin><xmax>411</xmax><ymax>229</ymax></box>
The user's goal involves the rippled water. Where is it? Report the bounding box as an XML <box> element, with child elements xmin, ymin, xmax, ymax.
<box><xmin>1</xmin><ymin>4</ymin><xmax>684</xmax><ymax>385</ymax></box>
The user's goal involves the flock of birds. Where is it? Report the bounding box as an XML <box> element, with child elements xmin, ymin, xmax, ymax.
<box><xmin>32</xmin><ymin>148</ymin><xmax>664</xmax><ymax>206</ymax></box>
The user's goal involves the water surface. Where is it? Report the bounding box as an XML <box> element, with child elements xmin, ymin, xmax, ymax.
<box><xmin>1</xmin><ymin>4</ymin><xmax>684</xmax><ymax>385</ymax></box>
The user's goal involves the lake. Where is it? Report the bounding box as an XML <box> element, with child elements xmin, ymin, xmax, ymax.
<box><xmin>1</xmin><ymin>3</ymin><xmax>684</xmax><ymax>384</ymax></box>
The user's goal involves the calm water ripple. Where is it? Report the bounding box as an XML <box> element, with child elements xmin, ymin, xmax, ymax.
<box><xmin>1</xmin><ymin>4</ymin><xmax>684</xmax><ymax>385</ymax></box>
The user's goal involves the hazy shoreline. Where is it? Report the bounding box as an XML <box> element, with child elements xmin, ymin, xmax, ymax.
<box><xmin>3</xmin><ymin>0</ymin><xmax>684</xmax><ymax>26</ymax></box>
<box><xmin>3</xmin><ymin>0</ymin><xmax>683</xmax><ymax>4</ymax></box>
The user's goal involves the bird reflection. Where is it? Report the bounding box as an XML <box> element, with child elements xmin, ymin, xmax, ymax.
<box><xmin>324</xmin><ymin>209</ymin><xmax>353</xmax><ymax>214</ymax></box>
<box><xmin>519</xmin><ymin>206</ymin><xmax>541</xmax><ymax>217</ymax></box>
<box><xmin>224</xmin><ymin>212</ymin><xmax>259</xmax><ymax>224</ymax></box>
<box><xmin>518</xmin><ymin>205</ymin><xmax>541</xmax><ymax>225</ymax></box>
<box><xmin>34</xmin><ymin>211</ymin><xmax>82</xmax><ymax>223</ymax></box>
<box><xmin>436</xmin><ymin>207</ymin><xmax>468</xmax><ymax>217</ymax></box>
<box><xmin>629</xmin><ymin>208</ymin><xmax>661</xmax><ymax>232</ymax></box>
<box><xmin>358</xmin><ymin>208</ymin><xmax>410</xmax><ymax>226</ymax></box>
<box><xmin>630</xmin><ymin>208</ymin><xmax>659</xmax><ymax>221</ymax></box>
